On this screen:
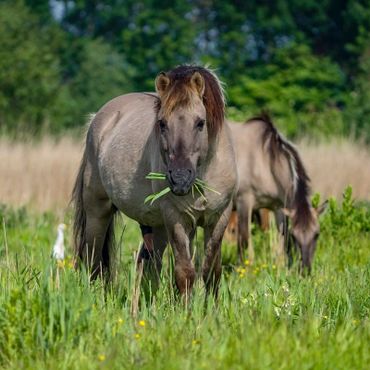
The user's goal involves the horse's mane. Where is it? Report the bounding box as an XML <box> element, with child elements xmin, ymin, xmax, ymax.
<box><xmin>156</xmin><ymin>65</ymin><xmax>225</xmax><ymax>137</ymax></box>
<box><xmin>246</xmin><ymin>113</ymin><xmax>312</xmax><ymax>227</ymax></box>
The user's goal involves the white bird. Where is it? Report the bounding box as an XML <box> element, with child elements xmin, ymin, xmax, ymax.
<box><xmin>52</xmin><ymin>223</ymin><xmax>66</xmax><ymax>260</ymax></box>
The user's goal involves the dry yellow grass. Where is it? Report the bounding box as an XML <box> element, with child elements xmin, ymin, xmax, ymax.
<box><xmin>0</xmin><ymin>137</ymin><xmax>82</xmax><ymax>213</ymax></box>
<box><xmin>0</xmin><ymin>137</ymin><xmax>369</xmax><ymax>212</ymax></box>
<box><xmin>298</xmin><ymin>139</ymin><xmax>370</xmax><ymax>201</ymax></box>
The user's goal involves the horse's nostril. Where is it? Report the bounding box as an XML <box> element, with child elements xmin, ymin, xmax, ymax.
<box><xmin>168</xmin><ymin>168</ymin><xmax>193</xmax><ymax>185</ymax></box>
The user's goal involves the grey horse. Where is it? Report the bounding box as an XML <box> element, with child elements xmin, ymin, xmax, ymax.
<box><xmin>72</xmin><ymin>66</ymin><xmax>237</xmax><ymax>297</ymax></box>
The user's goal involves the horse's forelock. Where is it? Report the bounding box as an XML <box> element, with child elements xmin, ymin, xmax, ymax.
<box><xmin>159</xmin><ymin>66</ymin><xmax>225</xmax><ymax>137</ymax></box>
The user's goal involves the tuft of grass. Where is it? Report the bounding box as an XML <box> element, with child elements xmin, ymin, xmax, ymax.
<box><xmin>144</xmin><ymin>172</ymin><xmax>220</xmax><ymax>205</ymax></box>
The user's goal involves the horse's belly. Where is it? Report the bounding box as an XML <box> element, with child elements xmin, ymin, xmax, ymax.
<box><xmin>104</xmin><ymin>178</ymin><xmax>164</xmax><ymax>226</ymax></box>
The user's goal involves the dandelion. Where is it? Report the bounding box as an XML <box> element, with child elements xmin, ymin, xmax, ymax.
<box><xmin>117</xmin><ymin>318</ymin><xmax>124</xmax><ymax>325</ymax></box>
<box><xmin>98</xmin><ymin>354</ymin><xmax>106</xmax><ymax>362</ymax></box>
<box><xmin>138</xmin><ymin>320</ymin><xmax>146</xmax><ymax>327</ymax></box>
<box><xmin>244</xmin><ymin>259</ymin><xmax>250</xmax><ymax>266</ymax></box>
<box><xmin>134</xmin><ymin>333</ymin><xmax>141</xmax><ymax>340</ymax></box>
<box><xmin>238</xmin><ymin>267</ymin><xmax>246</xmax><ymax>278</ymax></box>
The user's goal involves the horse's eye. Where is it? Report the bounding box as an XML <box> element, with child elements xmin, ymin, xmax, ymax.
<box><xmin>196</xmin><ymin>119</ymin><xmax>205</xmax><ymax>131</ymax></box>
<box><xmin>158</xmin><ymin>119</ymin><xmax>166</xmax><ymax>133</ymax></box>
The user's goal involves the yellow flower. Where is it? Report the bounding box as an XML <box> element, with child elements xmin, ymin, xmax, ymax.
<box><xmin>138</xmin><ymin>320</ymin><xmax>146</xmax><ymax>327</ymax></box>
<box><xmin>272</xmin><ymin>265</ymin><xmax>277</xmax><ymax>270</ymax></box>
<box><xmin>117</xmin><ymin>318</ymin><xmax>124</xmax><ymax>325</ymax></box>
<box><xmin>261</xmin><ymin>263</ymin><xmax>268</xmax><ymax>269</ymax></box>
<box><xmin>57</xmin><ymin>260</ymin><xmax>66</xmax><ymax>268</ymax></box>
<box><xmin>323</xmin><ymin>315</ymin><xmax>328</xmax><ymax>320</ymax></box>
<box><xmin>98</xmin><ymin>354</ymin><xmax>106</xmax><ymax>361</ymax></box>
<box><xmin>244</xmin><ymin>259</ymin><xmax>250</xmax><ymax>266</ymax></box>
<box><xmin>192</xmin><ymin>339</ymin><xmax>200</xmax><ymax>346</ymax></box>
<box><xmin>134</xmin><ymin>333</ymin><xmax>141</xmax><ymax>339</ymax></box>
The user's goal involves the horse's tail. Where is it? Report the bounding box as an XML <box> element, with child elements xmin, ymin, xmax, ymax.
<box><xmin>72</xmin><ymin>147</ymin><xmax>88</xmax><ymax>268</ymax></box>
<box><xmin>72</xmin><ymin>140</ymin><xmax>117</xmax><ymax>278</ymax></box>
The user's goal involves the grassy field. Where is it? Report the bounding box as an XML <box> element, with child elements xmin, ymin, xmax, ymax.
<box><xmin>1</xmin><ymin>189</ymin><xmax>369</xmax><ymax>370</ymax></box>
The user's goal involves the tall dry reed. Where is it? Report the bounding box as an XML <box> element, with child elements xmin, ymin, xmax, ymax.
<box><xmin>298</xmin><ymin>139</ymin><xmax>370</xmax><ymax>201</ymax></box>
<box><xmin>0</xmin><ymin>137</ymin><xmax>369</xmax><ymax>212</ymax></box>
<box><xmin>0</xmin><ymin>137</ymin><xmax>82</xmax><ymax>212</ymax></box>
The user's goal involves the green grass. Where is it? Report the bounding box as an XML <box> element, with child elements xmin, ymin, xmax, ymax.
<box><xmin>0</xmin><ymin>193</ymin><xmax>369</xmax><ymax>370</ymax></box>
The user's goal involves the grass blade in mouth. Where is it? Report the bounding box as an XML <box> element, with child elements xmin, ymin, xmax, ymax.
<box><xmin>145</xmin><ymin>171</ymin><xmax>220</xmax><ymax>205</ymax></box>
<box><xmin>194</xmin><ymin>179</ymin><xmax>221</xmax><ymax>195</ymax></box>
<box><xmin>145</xmin><ymin>172</ymin><xmax>167</xmax><ymax>180</ymax></box>
<box><xmin>144</xmin><ymin>187</ymin><xmax>171</xmax><ymax>205</ymax></box>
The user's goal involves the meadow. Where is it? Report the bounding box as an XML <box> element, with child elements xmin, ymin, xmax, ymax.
<box><xmin>0</xmin><ymin>139</ymin><xmax>370</xmax><ymax>370</ymax></box>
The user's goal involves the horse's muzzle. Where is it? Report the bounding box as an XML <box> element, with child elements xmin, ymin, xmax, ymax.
<box><xmin>167</xmin><ymin>168</ymin><xmax>195</xmax><ymax>196</ymax></box>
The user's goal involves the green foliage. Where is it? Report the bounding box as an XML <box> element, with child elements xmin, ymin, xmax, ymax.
<box><xmin>345</xmin><ymin>46</ymin><xmax>370</xmax><ymax>141</ymax></box>
<box><xmin>121</xmin><ymin>2</ymin><xmax>197</xmax><ymax>90</ymax></box>
<box><xmin>1</xmin><ymin>0</ymin><xmax>370</xmax><ymax>138</ymax></box>
<box><xmin>227</xmin><ymin>43</ymin><xmax>346</xmax><ymax>138</ymax></box>
<box><xmin>51</xmin><ymin>38</ymin><xmax>135</xmax><ymax>131</ymax></box>
<box><xmin>0</xmin><ymin>0</ymin><xmax>61</xmax><ymax>131</ymax></box>
<box><xmin>322</xmin><ymin>186</ymin><xmax>370</xmax><ymax>235</ymax></box>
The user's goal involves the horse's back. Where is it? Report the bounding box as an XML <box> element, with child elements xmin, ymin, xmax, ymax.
<box><xmin>229</xmin><ymin>119</ymin><xmax>289</xmax><ymax>208</ymax></box>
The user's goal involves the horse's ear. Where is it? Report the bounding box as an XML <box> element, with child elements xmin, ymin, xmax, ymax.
<box><xmin>155</xmin><ymin>72</ymin><xmax>170</xmax><ymax>96</ymax></box>
<box><xmin>315</xmin><ymin>200</ymin><xmax>328</xmax><ymax>216</ymax></box>
<box><xmin>190</xmin><ymin>71</ymin><xmax>205</xmax><ymax>97</ymax></box>
<box><xmin>281</xmin><ymin>208</ymin><xmax>294</xmax><ymax>218</ymax></box>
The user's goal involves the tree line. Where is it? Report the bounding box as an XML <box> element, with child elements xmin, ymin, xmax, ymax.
<box><xmin>1</xmin><ymin>0</ymin><xmax>370</xmax><ymax>139</ymax></box>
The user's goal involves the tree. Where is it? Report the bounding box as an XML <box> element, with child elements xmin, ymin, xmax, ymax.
<box><xmin>0</xmin><ymin>1</ymin><xmax>61</xmax><ymax>131</ymax></box>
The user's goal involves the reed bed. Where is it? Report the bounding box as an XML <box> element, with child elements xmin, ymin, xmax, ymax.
<box><xmin>0</xmin><ymin>137</ymin><xmax>369</xmax><ymax>212</ymax></box>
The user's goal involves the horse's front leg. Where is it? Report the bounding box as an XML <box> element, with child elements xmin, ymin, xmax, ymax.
<box><xmin>203</xmin><ymin>202</ymin><xmax>232</xmax><ymax>296</ymax></box>
<box><xmin>164</xmin><ymin>214</ymin><xmax>195</xmax><ymax>299</ymax></box>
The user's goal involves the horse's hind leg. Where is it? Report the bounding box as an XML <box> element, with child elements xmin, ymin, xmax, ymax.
<box><xmin>236</xmin><ymin>194</ymin><xmax>255</xmax><ymax>264</ymax></box>
<box><xmin>203</xmin><ymin>202</ymin><xmax>232</xmax><ymax>296</ymax></box>
<box><xmin>73</xmin><ymin>154</ymin><xmax>116</xmax><ymax>280</ymax></box>
<box><xmin>274</xmin><ymin>210</ymin><xmax>289</xmax><ymax>267</ymax></box>
<box><xmin>141</xmin><ymin>226</ymin><xmax>168</xmax><ymax>296</ymax></box>
<box><xmin>84</xmin><ymin>197</ymin><xmax>116</xmax><ymax>279</ymax></box>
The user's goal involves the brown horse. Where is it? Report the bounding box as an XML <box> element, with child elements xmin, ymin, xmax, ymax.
<box><xmin>72</xmin><ymin>66</ymin><xmax>237</xmax><ymax>297</ymax></box>
<box><xmin>229</xmin><ymin>115</ymin><xmax>327</xmax><ymax>273</ymax></box>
